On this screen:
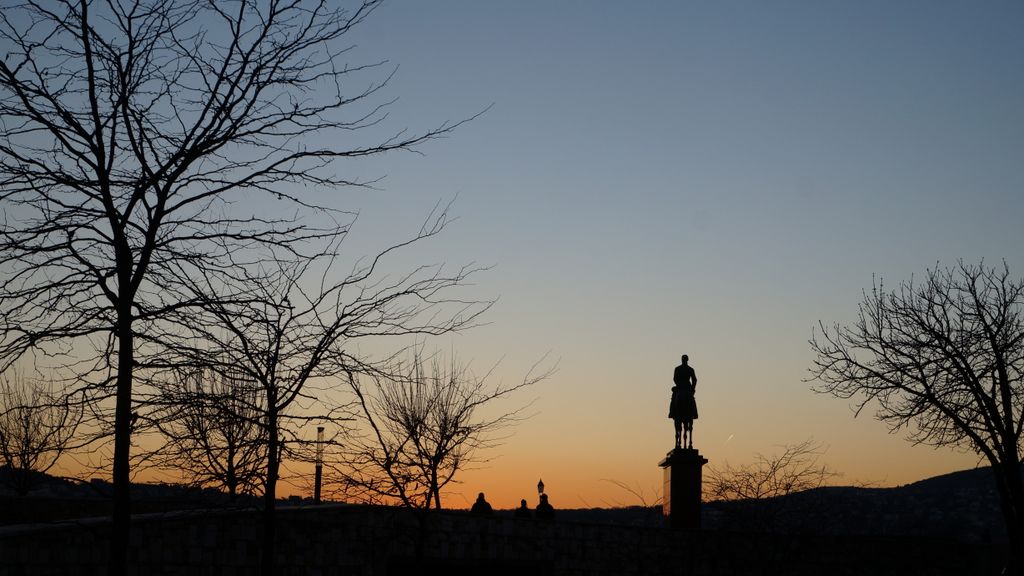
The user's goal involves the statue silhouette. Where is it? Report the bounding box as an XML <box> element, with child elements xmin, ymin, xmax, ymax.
<box><xmin>669</xmin><ymin>354</ymin><xmax>698</xmax><ymax>449</ymax></box>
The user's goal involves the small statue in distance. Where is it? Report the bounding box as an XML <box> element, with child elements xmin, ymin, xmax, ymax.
<box><xmin>669</xmin><ymin>354</ymin><xmax>698</xmax><ymax>450</ymax></box>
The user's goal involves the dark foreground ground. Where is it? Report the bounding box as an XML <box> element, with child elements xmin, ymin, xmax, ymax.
<box><xmin>0</xmin><ymin>503</ymin><xmax>1004</xmax><ymax>576</ymax></box>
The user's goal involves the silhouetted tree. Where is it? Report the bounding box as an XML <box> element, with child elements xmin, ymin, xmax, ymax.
<box><xmin>148</xmin><ymin>367</ymin><xmax>265</xmax><ymax>499</ymax></box>
<box><xmin>597</xmin><ymin>479</ymin><xmax>664</xmax><ymax>527</ymax></box>
<box><xmin>600</xmin><ymin>478</ymin><xmax>663</xmax><ymax>510</ymax></box>
<box><xmin>810</xmin><ymin>261</ymin><xmax>1024</xmax><ymax>574</ymax></box>
<box><xmin>339</xmin><ymin>351</ymin><xmax>547</xmax><ymax>509</ymax></box>
<box><xmin>167</xmin><ymin>211</ymin><xmax>486</xmax><ymax>574</ymax></box>
<box><xmin>0</xmin><ymin>1</ymin><xmax>468</xmax><ymax>573</ymax></box>
<box><xmin>0</xmin><ymin>372</ymin><xmax>80</xmax><ymax>496</ymax></box>
<box><xmin>706</xmin><ymin>440</ymin><xmax>838</xmax><ymax>503</ymax></box>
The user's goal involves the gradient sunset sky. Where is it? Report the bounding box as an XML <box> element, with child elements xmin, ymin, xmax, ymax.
<box><xmin>79</xmin><ymin>1</ymin><xmax>1024</xmax><ymax>509</ymax></box>
<box><xmin>302</xmin><ymin>1</ymin><xmax>1024</xmax><ymax>509</ymax></box>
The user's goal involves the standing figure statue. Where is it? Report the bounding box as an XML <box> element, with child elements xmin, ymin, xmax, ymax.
<box><xmin>669</xmin><ymin>354</ymin><xmax>698</xmax><ymax>449</ymax></box>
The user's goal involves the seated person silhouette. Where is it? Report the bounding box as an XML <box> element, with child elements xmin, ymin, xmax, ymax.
<box><xmin>669</xmin><ymin>354</ymin><xmax>698</xmax><ymax>449</ymax></box>
<box><xmin>514</xmin><ymin>498</ymin><xmax>531</xmax><ymax>519</ymax></box>
<box><xmin>535</xmin><ymin>493</ymin><xmax>554</xmax><ymax>520</ymax></box>
<box><xmin>471</xmin><ymin>492</ymin><xmax>494</xmax><ymax>515</ymax></box>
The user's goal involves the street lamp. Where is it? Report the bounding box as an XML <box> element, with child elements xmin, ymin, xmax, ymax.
<box><xmin>314</xmin><ymin>426</ymin><xmax>324</xmax><ymax>504</ymax></box>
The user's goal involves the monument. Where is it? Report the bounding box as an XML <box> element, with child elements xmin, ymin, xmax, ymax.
<box><xmin>660</xmin><ymin>354</ymin><xmax>708</xmax><ymax>530</ymax></box>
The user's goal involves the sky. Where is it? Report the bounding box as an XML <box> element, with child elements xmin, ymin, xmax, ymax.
<box><xmin>302</xmin><ymin>1</ymin><xmax>1024</xmax><ymax>510</ymax></box>
<box><xmin>273</xmin><ymin>0</ymin><xmax>1024</xmax><ymax>509</ymax></box>
<box><xmin>39</xmin><ymin>1</ymin><xmax>1023</xmax><ymax>509</ymax></box>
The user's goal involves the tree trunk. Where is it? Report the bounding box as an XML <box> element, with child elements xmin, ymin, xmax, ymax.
<box><xmin>227</xmin><ymin>449</ymin><xmax>237</xmax><ymax>500</ymax></box>
<box><xmin>1004</xmin><ymin>463</ymin><xmax>1024</xmax><ymax>576</ymax></box>
<box><xmin>991</xmin><ymin>457</ymin><xmax>1024</xmax><ymax>576</ymax></box>
<box><xmin>110</xmin><ymin>319</ymin><xmax>134</xmax><ymax>576</ymax></box>
<box><xmin>430</xmin><ymin>467</ymin><xmax>441</xmax><ymax>509</ymax></box>
<box><xmin>260</xmin><ymin>407</ymin><xmax>279</xmax><ymax>576</ymax></box>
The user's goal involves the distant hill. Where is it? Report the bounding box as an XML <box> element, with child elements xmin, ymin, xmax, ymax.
<box><xmin>0</xmin><ymin>464</ymin><xmax>1008</xmax><ymax>543</ymax></box>
<box><xmin>703</xmin><ymin>465</ymin><xmax>1004</xmax><ymax>542</ymax></box>
<box><xmin>0</xmin><ymin>465</ymin><xmax>259</xmax><ymax>525</ymax></box>
<box><xmin>494</xmin><ymin>466</ymin><xmax>1005</xmax><ymax>543</ymax></box>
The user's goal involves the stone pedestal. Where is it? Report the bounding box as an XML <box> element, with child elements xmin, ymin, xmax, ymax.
<box><xmin>659</xmin><ymin>447</ymin><xmax>708</xmax><ymax>530</ymax></box>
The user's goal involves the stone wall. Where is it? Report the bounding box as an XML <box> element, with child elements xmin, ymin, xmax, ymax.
<box><xmin>0</xmin><ymin>504</ymin><xmax>1003</xmax><ymax>575</ymax></box>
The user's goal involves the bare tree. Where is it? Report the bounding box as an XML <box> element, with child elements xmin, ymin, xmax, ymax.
<box><xmin>339</xmin><ymin>350</ymin><xmax>547</xmax><ymax>510</ymax></box>
<box><xmin>597</xmin><ymin>479</ymin><xmax>665</xmax><ymax>528</ymax></box>
<box><xmin>810</xmin><ymin>261</ymin><xmax>1024</xmax><ymax>574</ymax></box>
<box><xmin>0</xmin><ymin>1</ymin><xmax>470</xmax><ymax>573</ymax></box>
<box><xmin>705</xmin><ymin>440</ymin><xmax>839</xmax><ymax>541</ymax></box>
<box><xmin>704</xmin><ymin>441</ymin><xmax>841</xmax><ymax>575</ymax></box>
<box><xmin>705</xmin><ymin>440</ymin><xmax>838</xmax><ymax>503</ymax></box>
<box><xmin>600</xmin><ymin>478</ymin><xmax>663</xmax><ymax>510</ymax></box>
<box><xmin>147</xmin><ymin>367</ymin><xmax>265</xmax><ymax>499</ymax></box>
<box><xmin>0</xmin><ymin>371</ymin><xmax>81</xmax><ymax>496</ymax></box>
<box><xmin>165</xmin><ymin>210</ymin><xmax>487</xmax><ymax>574</ymax></box>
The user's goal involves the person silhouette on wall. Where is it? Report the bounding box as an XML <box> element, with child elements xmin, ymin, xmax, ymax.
<box><xmin>515</xmin><ymin>499</ymin><xmax>531</xmax><ymax>519</ymax></box>
<box><xmin>471</xmin><ymin>492</ymin><xmax>494</xmax><ymax>515</ymax></box>
<box><xmin>535</xmin><ymin>493</ymin><xmax>554</xmax><ymax>520</ymax></box>
<box><xmin>669</xmin><ymin>354</ymin><xmax>698</xmax><ymax>449</ymax></box>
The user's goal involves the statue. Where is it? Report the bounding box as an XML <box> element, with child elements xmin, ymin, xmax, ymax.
<box><xmin>669</xmin><ymin>354</ymin><xmax>698</xmax><ymax>449</ymax></box>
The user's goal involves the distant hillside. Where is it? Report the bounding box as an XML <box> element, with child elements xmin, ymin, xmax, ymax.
<box><xmin>704</xmin><ymin>465</ymin><xmax>1004</xmax><ymax>542</ymax></box>
<box><xmin>0</xmin><ymin>464</ymin><xmax>1008</xmax><ymax>543</ymax></box>
<box><xmin>0</xmin><ymin>466</ymin><xmax>259</xmax><ymax>525</ymax></box>
<box><xmin>494</xmin><ymin>466</ymin><xmax>1005</xmax><ymax>543</ymax></box>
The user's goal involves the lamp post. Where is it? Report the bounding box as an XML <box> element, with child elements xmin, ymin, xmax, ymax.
<box><xmin>314</xmin><ymin>426</ymin><xmax>324</xmax><ymax>504</ymax></box>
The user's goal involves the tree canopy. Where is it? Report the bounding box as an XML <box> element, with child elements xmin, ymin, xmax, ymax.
<box><xmin>811</xmin><ymin>261</ymin><xmax>1024</xmax><ymax>574</ymax></box>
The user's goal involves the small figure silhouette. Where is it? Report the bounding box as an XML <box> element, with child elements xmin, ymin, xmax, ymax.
<box><xmin>669</xmin><ymin>354</ymin><xmax>698</xmax><ymax>449</ymax></box>
<box><xmin>535</xmin><ymin>493</ymin><xmax>554</xmax><ymax>520</ymax></box>
<box><xmin>514</xmin><ymin>498</ymin><xmax>531</xmax><ymax>519</ymax></box>
<box><xmin>471</xmin><ymin>492</ymin><xmax>494</xmax><ymax>515</ymax></box>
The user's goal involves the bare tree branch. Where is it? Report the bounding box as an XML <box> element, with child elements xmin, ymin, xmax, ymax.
<box><xmin>706</xmin><ymin>440</ymin><xmax>839</xmax><ymax>502</ymax></box>
<box><xmin>810</xmin><ymin>261</ymin><xmax>1024</xmax><ymax>573</ymax></box>
<box><xmin>0</xmin><ymin>2</ymin><xmax>480</xmax><ymax>574</ymax></box>
<box><xmin>0</xmin><ymin>370</ymin><xmax>82</xmax><ymax>496</ymax></box>
<box><xmin>146</xmin><ymin>213</ymin><xmax>491</xmax><ymax>570</ymax></box>
<box><xmin>143</xmin><ymin>366</ymin><xmax>266</xmax><ymax>499</ymax></box>
<box><xmin>335</xmin><ymin>349</ymin><xmax>552</xmax><ymax>510</ymax></box>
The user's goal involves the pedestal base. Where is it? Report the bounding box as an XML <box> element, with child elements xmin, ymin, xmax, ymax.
<box><xmin>659</xmin><ymin>447</ymin><xmax>708</xmax><ymax>530</ymax></box>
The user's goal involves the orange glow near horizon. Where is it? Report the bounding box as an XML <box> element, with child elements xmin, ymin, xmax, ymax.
<box><xmin>58</xmin><ymin>427</ymin><xmax>981</xmax><ymax>512</ymax></box>
<box><xmin>51</xmin><ymin>356</ymin><xmax>986</xmax><ymax>512</ymax></box>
